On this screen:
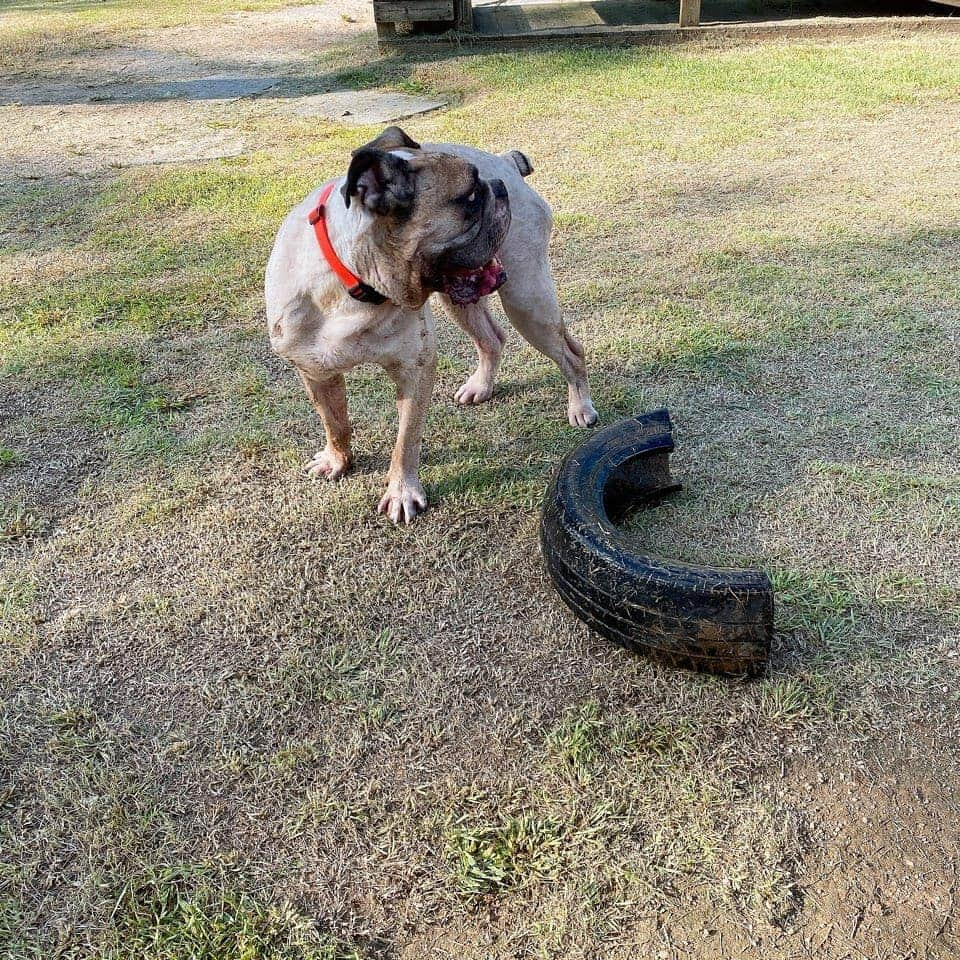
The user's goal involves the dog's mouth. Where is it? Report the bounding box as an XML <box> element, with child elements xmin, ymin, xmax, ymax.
<box><xmin>439</xmin><ymin>257</ymin><xmax>508</xmax><ymax>306</ymax></box>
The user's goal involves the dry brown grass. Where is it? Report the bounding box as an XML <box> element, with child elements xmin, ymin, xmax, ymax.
<box><xmin>1</xmin><ymin>3</ymin><xmax>959</xmax><ymax>958</ymax></box>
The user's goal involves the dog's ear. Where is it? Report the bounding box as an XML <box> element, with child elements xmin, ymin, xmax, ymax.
<box><xmin>504</xmin><ymin>149</ymin><xmax>533</xmax><ymax>178</ymax></box>
<box><xmin>343</xmin><ymin>149</ymin><xmax>416</xmax><ymax>215</ymax></box>
<box><xmin>358</xmin><ymin>125</ymin><xmax>421</xmax><ymax>153</ymax></box>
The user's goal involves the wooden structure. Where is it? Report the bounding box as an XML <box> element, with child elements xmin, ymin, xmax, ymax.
<box><xmin>374</xmin><ymin>0</ymin><xmax>701</xmax><ymax>38</ymax></box>
<box><xmin>373</xmin><ymin>0</ymin><xmax>960</xmax><ymax>46</ymax></box>
<box><xmin>678</xmin><ymin>0</ymin><xmax>700</xmax><ymax>27</ymax></box>
<box><xmin>374</xmin><ymin>0</ymin><xmax>473</xmax><ymax>38</ymax></box>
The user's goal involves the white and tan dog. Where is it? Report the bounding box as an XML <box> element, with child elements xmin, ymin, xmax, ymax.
<box><xmin>265</xmin><ymin>126</ymin><xmax>596</xmax><ymax>524</ymax></box>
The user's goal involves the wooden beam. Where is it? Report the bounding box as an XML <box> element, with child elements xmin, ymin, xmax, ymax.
<box><xmin>679</xmin><ymin>0</ymin><xmax>701</xmax><ymax>27</ymax></box>
<box><xmin>455</xmin><ymin>0</ymin><xmax>473</xmax><ymax>30</ymax></box>
<box><xmin>374</xmin><ymin>0</ymin><xmax>455</xmax><ymax>23</ymax></box>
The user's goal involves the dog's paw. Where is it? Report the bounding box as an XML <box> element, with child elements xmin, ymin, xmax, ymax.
<box><xmin>454</xmin><ymin>371</ymin><xmax>495</xmax><ymax>406</ymax></box>
<box><xmin>305</xmin><ymin>448</ymin><xmax>351</xmax><ymax>480</ymax></box>
<box><xmin>378</xmin><ymin>476</ymin><xmax>427</xmax><ymax>524</ymax></box>
<box><xmin>568</xmin><ymin>397</ymin><xmax>598</xmax><ymax>428</ymax></box>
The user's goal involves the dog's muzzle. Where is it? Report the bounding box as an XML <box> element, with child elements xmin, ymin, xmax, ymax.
<box><xmin>435</xmin><ymin>179</ymin><xmax>511</xmax><ymax>306</ymax></box>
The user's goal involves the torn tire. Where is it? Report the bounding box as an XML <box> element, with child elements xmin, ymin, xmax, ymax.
<box><xmin>540</xmin><ymin>409</ymin><xmax>772</xmax><ymax>676</ymax></box>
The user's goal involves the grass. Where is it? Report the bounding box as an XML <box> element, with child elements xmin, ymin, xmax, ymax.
<box><xmin>771</xmin><ymin>569</ymin><xmax>856</xmax><ymax>642</ymax></box>
<box><xmin>0</xmin><ymin>573</ymin><xmax>38</xmax><ymax>672</ymax></box>
<box><xmin>0</xmin><ymin>502</ymin><xmax>44</xmax><ymax>543</ymax></box>
<box><xmin>448</xmin><ymin>812</ymin><xmax>566</xmax><ymax>894</ymax></box>
<box><xmin>2</xmin><ymin>2</ymin><xmax>959</xmax><ymax>958</ymax></box>
<box><xmin>545</xmin><ymin>700</ymin><xmax>604</xmax><ymax>784</ymax></box>
<box><xmin>89</xmin><ymin>862</ymin><xmax>360</xmax><ymax>960</ymax></box>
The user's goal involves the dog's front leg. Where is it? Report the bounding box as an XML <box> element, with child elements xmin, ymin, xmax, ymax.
<box><xmin>378</xmin><ymin>333</ymin><xmax>437</xmax><ymax>525</ymax></box>
<box><xmin>297</xmin><ymin>368</ymin><xmax>353</xmax><ymax>480</ymax></box>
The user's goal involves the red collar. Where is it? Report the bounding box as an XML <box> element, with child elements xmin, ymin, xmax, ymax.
<box><xmin>308</xmin><ymin>182</ymin><xmax>387</xmax><ymax>305</ymax></box>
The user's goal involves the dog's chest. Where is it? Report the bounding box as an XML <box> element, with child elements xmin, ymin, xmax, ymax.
<box><xmin>304</xmin><ymin>298</ymin><xmax>426</xmax><ymax>370</ymax></box>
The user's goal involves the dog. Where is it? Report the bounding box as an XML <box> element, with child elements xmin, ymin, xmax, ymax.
<box><xmin>265</xmin><ymin>126</ymin><xmax>597</xmax><ymax>524</ymax></box>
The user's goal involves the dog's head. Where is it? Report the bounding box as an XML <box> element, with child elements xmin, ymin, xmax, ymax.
<box><xmin>342</xmin><ymin>126</ymin><xmax>511</xmax><ymax>309</ymax></box>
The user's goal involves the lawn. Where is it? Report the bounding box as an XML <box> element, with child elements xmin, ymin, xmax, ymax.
<box><xmin>1</xmin><ymin>1</ymin><xmax>959</xmax><ymax>957</ymax></box>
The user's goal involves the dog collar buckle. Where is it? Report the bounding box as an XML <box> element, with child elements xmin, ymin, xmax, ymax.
<box><xmin>347</xmin><ymin>282</ymin><xmax>388</xmax><ymax>305</ymax></box>
<box><xmin>309</xmin><ymin>182</ymin><xmax>388</xmax><ymax>305</ymax></box>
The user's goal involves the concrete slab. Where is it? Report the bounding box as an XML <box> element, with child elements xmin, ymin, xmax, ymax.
<box><xmin>94</xmin><ymin>76</ymin><xmax>278</xmax><ymax>104</ymax></box>
<box><xmin>119</xmin><ymin>132</ymin><xmax>248</xmax><ymax>167</ymax></box>
<box><xmin>0</xmin><ymin>76</ymin><xmax>276</xmax><ymax>108</ymax></box>
<box><xmin>286</xmin><ymin>90</ymin><xmax>447</xmax><ymax>125</ymax></box>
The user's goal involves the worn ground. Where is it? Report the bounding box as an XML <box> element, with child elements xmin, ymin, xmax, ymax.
<box><xmin>1</xmin><ymin>1</ymin><xmax>959</xmax><ymax>958</ymax></box>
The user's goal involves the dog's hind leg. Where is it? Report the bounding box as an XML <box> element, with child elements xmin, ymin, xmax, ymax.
<box><xmin>498</xmin><ymin>267</ymin><xmax>598</xmax><ymax>428</ymax></box>
<box><xmin>297</xmin><ymin>369</ymin><xmax>354</xmax><ymax>479</ymax></box>
<box><xmin>439</xmin><ymin>295</ymin><xmax>506</xmax><ymax>406</ymax></box>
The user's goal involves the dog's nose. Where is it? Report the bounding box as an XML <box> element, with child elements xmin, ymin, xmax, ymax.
<box><xmin>490</xmin><ymin>178</ymin><xmax>508</xmax><ymax>202</ymax></box>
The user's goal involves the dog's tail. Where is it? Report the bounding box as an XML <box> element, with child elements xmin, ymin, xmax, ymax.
<box><xmin>502</xmin><ymin>149</ymin><xmax>533</xmax><ymax>178</ymax></box>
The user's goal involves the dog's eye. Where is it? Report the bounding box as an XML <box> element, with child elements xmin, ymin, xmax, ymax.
<box><xmin>464</xmin><ymin>190</ymin><xmax>476</xmax><ymax>204</ymax></box>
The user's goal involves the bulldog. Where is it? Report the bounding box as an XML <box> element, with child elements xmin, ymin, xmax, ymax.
<box><xmin>265</xmin><ymin>126</ymin><xmax>597</xmax><ymax>524</ymax></box>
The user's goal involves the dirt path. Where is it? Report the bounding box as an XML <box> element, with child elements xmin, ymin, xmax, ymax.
<box><xmin>0</xmin><ymin>0</ymin><xmax>374</xmax><ymax>176</ymax></box>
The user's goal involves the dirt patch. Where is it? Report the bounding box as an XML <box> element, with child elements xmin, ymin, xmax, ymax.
<box><xmin>1</xmin><ymin>101</ymin><xmax>250</xmax><ymax>175</ymax></box>
<box><xmin>0</xmin><ymin>0</ymin><xmax>374</xmax><ymax>176</ymax></box>
<box><xmin>0</xmin><ymin>75</ymin><xmax>278</xmax><ymax>107</ymax></box>
<box><xmin>146</xmin><ymin>0</ymin><xmax>375</xmax><ymax>65</ymax></box>
<box><xmin>791</xmin><ymin>725</ymin><xmax>960</xmax><ymax>959</ymax></box>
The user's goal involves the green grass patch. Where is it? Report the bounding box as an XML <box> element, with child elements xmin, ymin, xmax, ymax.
<box><xmin>72</xmin><ymin>348</ymin><xmax>184</xmax><ymax>458</ymax></box>
<box><xmin>695</xmin><ymin>229</ymin><xmax>960</xmax><ymax>346</ymax></box>
<box><xmin>546</xmin><ymin>701</ymin><xmax>604</xmax><ymax>784</ymax></box>
<box><xmin>463</xmin><ymin>42</ymin><xmax>960</xmax><ymax>119</ymax></box>
<box><xmin>447</xmin><ymin>812</ymin><xmax>565</xmax><ymax>895</ymax></box>
<box><xmin>0</xmin><ymin>502</ymin><xmax>44</xmax><ymax>543</ymax></box>
<box><xmin>114</xmin><ymin>167</ymin><xmax>309</xmax><ymax>228</ymax></box>
<box><xmin>0</xmin><ymin>572</ymin><xmax>38</xmax><ymax>670</ymax></box>
<box><xmin>45</xmin><ymin>705</ymin><xmax>107</xmax><ymax>757</ymax></box>
<box><xmin>1</xmin><ymin>163</ymin><xmax>302</xmax><ymax>377</ymax></box>
<box><xmin>756</xmin><ymin>676</ymin><xmax>837</xmax><ymax>727</ymax></box>
<box><xmin>771</xmin><ymin>569</ymin><xmax>856</xmax><ymax>647</ymax></box>
<box><xmin>809</xmin><ymin>460</ymin><xmax>960</xmax><ymax>502</ymax></box>
<box><xmin>0</xmin><ymin>446</ymin><xmax>22</xmax><ymax>469</ymax></box>
<box><xmin>103</xmin><ymin>863</ymin><xmax>361</xmax><ymax>960</ymax></box>
<box><xmin>0</xmin><ymin>899</ymin><xmax>41</xmax><ymax>960</ymax></box>
<box><xmin>620</xmin><ymin>716</ymin><xmax>699</xmax><ymax>764</ymax></box>
<box><xmin>1</xmin><ymin>271</ymin><xmax>253</xmax><ymax>377</ymax></box>
<box><xmin>412</xmin><ymin>40</ymin><xmax>960</xmax><ymax>178</ymax></box>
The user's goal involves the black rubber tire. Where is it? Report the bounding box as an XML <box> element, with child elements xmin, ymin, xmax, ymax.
<box><xmin>539</xmin><ymin>409</ymin><xmax>772</xmax><ymax>676</ymax></box>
